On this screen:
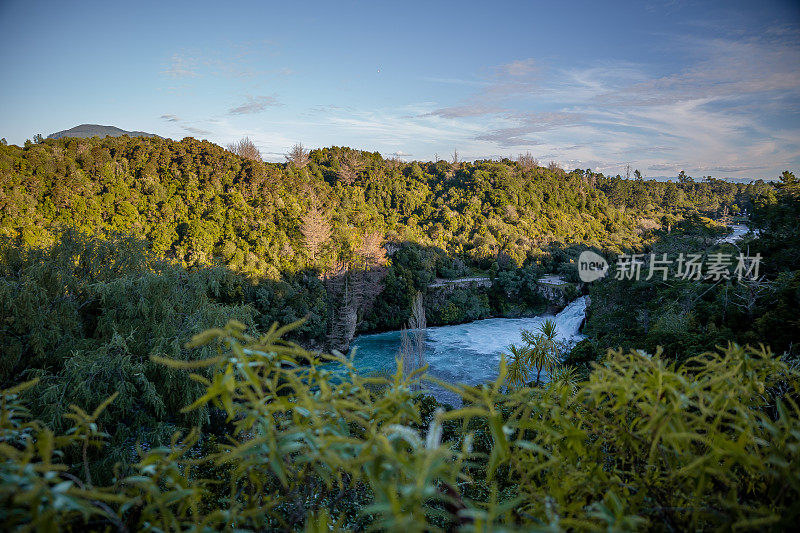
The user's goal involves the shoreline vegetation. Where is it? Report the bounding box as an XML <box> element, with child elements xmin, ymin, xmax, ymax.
<box><xmin>1</xmin><ymin>136</ymin><xmax>798</xmax><ymax>530</ymax></box>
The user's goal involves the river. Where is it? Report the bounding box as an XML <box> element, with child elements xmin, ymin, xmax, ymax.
<box><xmin>716</xmin><ymin>224</ymin><xmax>755</xmax><ymax>244</ymax></box>
<box><xmin>349</xmin><ymin>296</ymin><xmax>588</xmax><ymax>405</ymax></box>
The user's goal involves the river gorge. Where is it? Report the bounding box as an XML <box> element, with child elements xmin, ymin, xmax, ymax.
<box><xmin>349</xmin><ymin>296</ymin><xmax>589</xmax><ymax>405</ymax></box>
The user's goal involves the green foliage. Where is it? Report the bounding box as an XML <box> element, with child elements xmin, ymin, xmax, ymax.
<box><xmin>0</xmin><ymin>379</ymin><xmax>128</xmax><ymax>531</ymax></box>
<box><xmin>0</xmin><ymin>137</ymin><xmax>764</xmax><ymax>281</ymax></box>
<box><xmin>0</xmin><ymin>231</ymin><xmax>257</xmax><ymax>478</ymax></box>
<box><xmin>505</xmin><ymin>319</ymin><xmax>563</xmax><ymax>389</ymax></box>
<box><xmin>426</xmin><ymin>287</ymin><xmax>492</xmax><ymax>325</ymax></box>
<box><xmin>0</xmin><ymin>137</ymin><xmax>776</xmax><ymax>347</ymax></box>
<box><xmin>1</xmin><ymin>323</ymin><xmax>798</xmax><ymax>531</ymax></box>
<box><xmin>584</xmin><ymin>181</ymin><xmax>800</xmax><ymax>362</ymax></box>
<box><xmin>563</xmin><ymin>338</ymin><xmax>602</xmax><ymax>376</ymax></box>
<box><xmin>510</xmin><ymin>345</ymin><xmax>800</xmax><ymax>530</ymax></box>
<box><xmin>502</xmin><ymin>343</ymin><xmax>532</xmax><ymax>389</ymax></box>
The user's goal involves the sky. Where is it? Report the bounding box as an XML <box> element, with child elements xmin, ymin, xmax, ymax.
<box><xmin>1</xmin><ymin>0</ymin><xmax>799</xmax><ymax>180</ymax></box>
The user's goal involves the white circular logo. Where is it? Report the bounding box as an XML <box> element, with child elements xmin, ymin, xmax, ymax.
<box><xmin>577</xmin><ymin>251</ymin><xmax>609</xmax><ymax>282</ymax></box>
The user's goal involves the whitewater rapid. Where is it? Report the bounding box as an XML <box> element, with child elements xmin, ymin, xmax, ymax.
<box><xmin>716</xmin><ymin>224</ymin><xmax>757</xmax><ymax>244</ymax></box>
<box><xmin>350</xmin><ymin>296</ymin><xmax>588</xmax><ymax>405</ymax></box>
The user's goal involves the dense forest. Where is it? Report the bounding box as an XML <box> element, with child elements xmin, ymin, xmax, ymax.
<box><xmin>0</xmin><ymin>136</ymin><xmax>775</xmax><ymax>346</ymax></box>
<box><xmin>0</xmin><ymin>136</ymin><xmax>771</xmax><ymax>275</ymax></box>
<box><xmin>1</xmin><ymin>135</ymin><xmax>798</xmax><ymax>531</ymax></box>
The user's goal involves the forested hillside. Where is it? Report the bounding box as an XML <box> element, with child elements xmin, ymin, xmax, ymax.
<box><xmin>570</xmin><ymin>171</ymin><xmax>800</xmax><ymax>368</ymax></box>
<box><xmin>0</xmin><ymin>136</ymin><xmax>768</xmax><ymax>277</ymax></box>
<box><xmin>0</xmin><ymin>137</ymin><xmax>773</xmax><ymax>346</ymax></box>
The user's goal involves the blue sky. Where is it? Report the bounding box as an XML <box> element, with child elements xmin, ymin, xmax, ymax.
<box><xmin>1</xmin><ymin>0</ymin><xmax>799</xmax><ymax>179</ymax></box>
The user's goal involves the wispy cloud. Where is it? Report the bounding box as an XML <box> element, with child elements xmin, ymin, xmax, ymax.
<box><xmin>302</xmin><ymin>104</ymin><xmax>354</xmax><ymax>116</ymax></box>
<box><xmin>648</xmin><ymin>163</ymin><xmax>683</xmax><ymax>171</ymax></box>
<box><xmin>151</xmin><ymin>25</ymin><xmax>798</xmax><ymax>177</ymax></box>
<box><xmin>425</xmin><ymin>104</ymin><xmax>504</xmax><ymax>118</ymax></box>
<box><xmin>475</xmin><ymin>112</ymin><xmax>582</xmax><ymax>147</ymax></box>
<box><xmin>596</xmin><ymin>34</ymin><xmax>800</xmax><ymax>107</ymax></box>
<box><xmin>160</xmin><ymin>41</ymin><xmax>278</xmax><ymax>81</ymax></box>
<box><xmin>422</xmin><ymin>76</ymin><xmax>491</xmax><ymax>87</ymax></box>
<box><xmin>416</xmin><ymin>27</ymin><xmax>800</xmax><ymax>177</ymax></box>
<box><xmin>158</xmin><ymin>114</ymin><xmax>214</xmax><ymax>138</ymax></box>
<box><xmin>182</xmin><ymin>126</ymin><xmax>213</xmax><ymax>136</ymax></box>
<box><xmin>228</xmin><ymin>95</ymin><xmax>281</xmax><ymax>115</ymax></box>
<box><xmin>162</xmin><ymin>54</ymin><xmax>198</xmax><ymax>78</ymax></box>
<box><xmin>700</xmin><ymin>164</ymin><xmax>769</xmax><ymax>173</ymax></box>
<box><xmin>498</xmin><ymin>58</ymin><xmax>537</xmax><ymax>77</ymax></box>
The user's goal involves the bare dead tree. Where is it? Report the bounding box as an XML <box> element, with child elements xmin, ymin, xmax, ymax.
<box><xmin>731</xmin><ymin>277</ymin><xmax>774</xmax><ymax>319</ymax></box>
<box><xmin>357</xmin><ymin>231</ymin><xmax>387</xmax><ymax>268</ymax></box>
<box><xmin>301</xmin><ymin>205</ymin><xmax>331</xmax><ymax>262</ymax></box>
<box><xmin>548</xmin><ymin>161</ymin><xmax>562</xmax><ymax>172</ymax></box>
<box><xmin>326</xmin><ymin>264</ymin><xmax>387</xmax><ymax>353</ymax></box>
<box><xmin>352</xmin><ymin>265</ymin><xmax>386</xmax><ymax>316</ymax></box>
<box><xmin>350</xmin><ymin>231</ymin><xmax>388</xmax><ymax>333</ymax></box>
<box><xmin>400</xmin><ymin>292</ymin><xmax>427</xmax><ymax>388</ymax></box>
<box><xmin>227</xmin><ymin>137</ymin><xmax>262</xmax><ymax>161</ymax></box>
<box><xmin>285</xmin><ymin>143</ymin><xmax>310</xmax><ymax>168</ymax></box>
<box><xmin>326</xmin><ymin>262</ymin><xmax>357</xmax><ymax>353</ymax></box>
<box><xmin>517</xmin><ymin>152</ymin><xmax>538</xmax><ymax>170</ymax></box>
<box><xmin>451</xmin><ymin>148</ymin><xmax>461</xmax><ymax>170</ymax></box>
<box><xmin>337</xmin><ymin>150</ymin><xmax>364</xmax><ymax>185</ymax></box>
<box><xmin>325</xmin><ymin>232</ymin><xmax>388</xmax><ymax>353</ymax></box>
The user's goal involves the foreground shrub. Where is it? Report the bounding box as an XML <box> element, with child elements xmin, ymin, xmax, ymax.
<box><xmin>1</xmin><ymin>321</ymin><xmax>798</xmax><ymax>531</ymax></box>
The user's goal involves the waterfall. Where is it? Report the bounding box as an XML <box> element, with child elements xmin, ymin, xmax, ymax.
<box><xmin>351</xmin><ymin>296</ymin><xmax>588</xmax><ymax>405</ymax></box>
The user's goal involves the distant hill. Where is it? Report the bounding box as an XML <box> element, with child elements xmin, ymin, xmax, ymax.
<box><xmin>48</xmin><ymin>124</ymin><xmax>158</xmax><ymax>140</ymax></box>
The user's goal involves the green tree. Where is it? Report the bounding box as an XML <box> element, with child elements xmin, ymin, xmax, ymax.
<box><xmin>503</xmin><ymin>343</ymin><xmax>531</xmax><ymax>389</ymax></box>
<box><xmin>521</xmin><ymin>318</ymin><xmax>562</xmax><ymax>386</ymax></box>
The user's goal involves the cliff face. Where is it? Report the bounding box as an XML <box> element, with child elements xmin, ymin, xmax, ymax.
<box><xmin>536</xmin><ymin>280</ymin><xmax>580</xmax><ymax>310</ymax></box>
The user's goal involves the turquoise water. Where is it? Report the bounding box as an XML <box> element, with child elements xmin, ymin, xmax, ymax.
<box><xmin>349</xmin><ymin>297</ymin><xmax>588</xmax><ymax>405</ymax></box>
